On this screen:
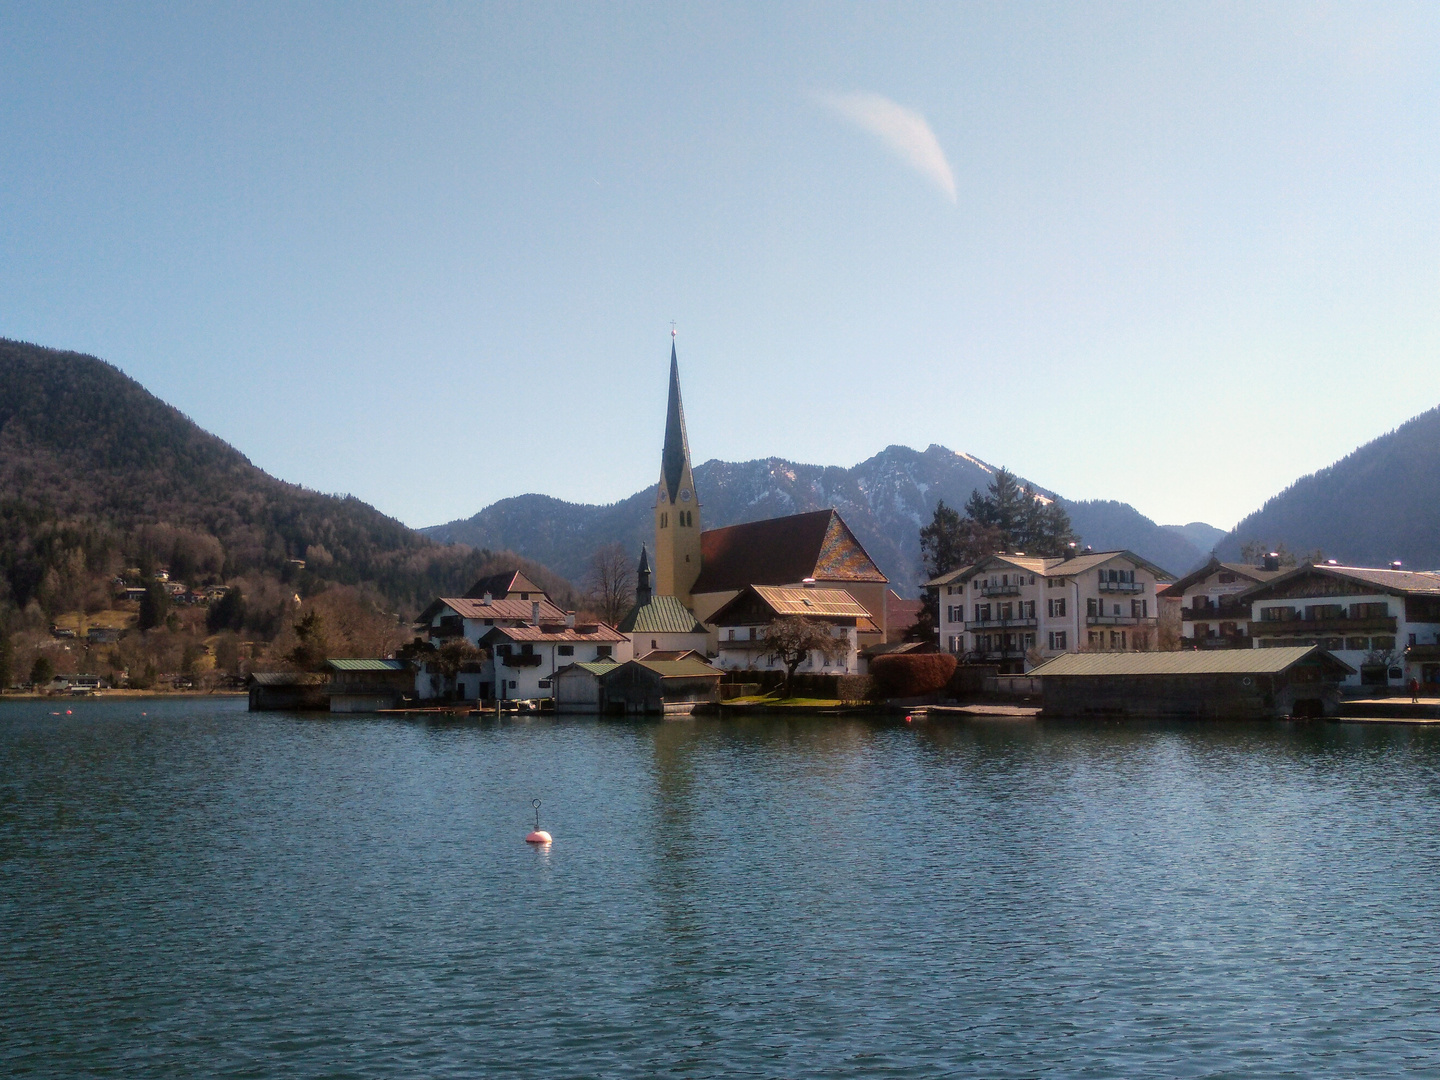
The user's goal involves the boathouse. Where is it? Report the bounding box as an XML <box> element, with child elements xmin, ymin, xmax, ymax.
<box><xmin>326</xmin><ymin>658</ymin><xmax>413</xmax><ymax>713</ymax></box>
<box><xmin>1030</xmin><ymin>646</ymin><xmax>1354</xmax><ymax>719</ymax></box>
<box><xmin>246</xmin><ymin>671</ymin><xmax>328</xmax><ymax>711</ymax></box>
<box><xmin>599</xmin><ymin>656</ymin><xmax>724</xmax><ymax>716</ymax></box>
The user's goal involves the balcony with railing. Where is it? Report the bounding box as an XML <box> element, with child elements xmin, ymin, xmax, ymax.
<box><xmin>1184</xmin><ymin>633</ymin><xmax>1252</xmax><ymax>650</ymax></box>
<box><xmin>1085</xmin><ymin>615</ymin><xmax>1159</xmax><ymax>627</ymax></box>
<box><xmin>428</xmin><ymin>622</ymin><xmax>465</xmax><ymax>639</ymax></box>
<box><xmin>1183</xmin><ymin>603</ymin><xmax>1249</xmax><ymax>622</ymax></box>
<box><xmin>497</xmin><ymin>652</ymin><xmax>543</xmax><ymax>667</ymax></box>
<box><xmin>1098</xmin><ymin>580</ymin><xmax>1145</xmax><ymax>593</ymax></box>
<box><xmin>980</xmin><ymin>583</ymin><xmax>1023</xmax><ymax>597</ymax></box>
<box><xmin>965</xmin><ymin>617</ymin><xmax>1038</xmax><ymax>631</ymax></box>
<box><xmin>1251</xmin><ymin>615</ymin><xmax>1397</xmax><ymax>636</ymax></box>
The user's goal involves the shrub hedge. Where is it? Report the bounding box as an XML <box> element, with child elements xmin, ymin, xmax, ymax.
<box><xmin>870</xmin><ymin>653</ymin><xmax>958</xmax><ymax>699</ymax></box>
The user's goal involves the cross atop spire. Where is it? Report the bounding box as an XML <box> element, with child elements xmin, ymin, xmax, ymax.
<box><xmin>660</xmin><ymin>339</ymin><xmax>691</xmax><ymax>503</ymax></box>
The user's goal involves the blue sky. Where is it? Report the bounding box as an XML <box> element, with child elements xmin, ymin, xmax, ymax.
<box><xmin>3</xmin><ymin>2</ymin><xmax>1438</xmax><ymax>532</ymax></box>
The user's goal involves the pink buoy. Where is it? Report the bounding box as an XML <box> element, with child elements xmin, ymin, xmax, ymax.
<box><xmin>525</xmin><ymin>799</ymin><xmax>551</xmax><ymax>844</ymax></box>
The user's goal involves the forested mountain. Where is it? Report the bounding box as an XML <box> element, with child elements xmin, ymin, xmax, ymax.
<box><xmin>426</xmin><ymin>445</ymin><xmax>1215</xmax><ymax>592</ymax></box>
<box><xmin>1215</xmin><ymin>405</ymin><xmax>1440</xmax><ymax>568</ymax></box>
<box><xmin>0</xmin><ymin>338</ymin><xmax>566</xmax><ymax>626</ymax></box>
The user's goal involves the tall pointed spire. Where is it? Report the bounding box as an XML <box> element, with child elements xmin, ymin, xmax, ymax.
<box><xmin>660</xmin><ymin>340</ymin><xmax>690</xmax><ymax>504</ymax></box>
<box><xmin>635</xmin><ymin>544</ymin><xmax>653</xmax><ymax>606</ymax></box>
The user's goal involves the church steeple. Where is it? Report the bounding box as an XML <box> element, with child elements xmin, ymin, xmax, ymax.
<box><xmin>636</xmin><ymin>544</ymin><xmax>653</xmax><ymax>607</ymax></box>
<box><xmin>653</xmin><ymin>335</ymin><xmax>702</xmax><ymax>608</ymax></box>
<box><xmin>660</xmin><ymin>340</ymin><xmax>690</xmax><ymax>504</ymax></box>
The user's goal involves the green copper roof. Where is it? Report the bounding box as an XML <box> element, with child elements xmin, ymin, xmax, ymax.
<box><xmin>567</xmin><ymin>660</ymin><xmax>620</xmax><ymax>675</ymax></box>
<box><xmin>617</xmin><ymin>594</ymin><xmax>707</xmax><ymax>634</ymax></box>
<box><xmin>326</xmin><ymin>658</ymin><xmax>409</xmax><ymax>671</ymax></box>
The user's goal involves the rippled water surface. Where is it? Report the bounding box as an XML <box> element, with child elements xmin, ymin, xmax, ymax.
<box><xmin>4</xmin><ymin>698</ymin><xmax>1440</xmax><ymax>1077</ymax></box>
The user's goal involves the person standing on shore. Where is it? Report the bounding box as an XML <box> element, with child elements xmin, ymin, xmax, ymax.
<box><xmin>1410</xmin><ymin>676</ymin><xmax>1421</xmax><ymax>704</ymax></box>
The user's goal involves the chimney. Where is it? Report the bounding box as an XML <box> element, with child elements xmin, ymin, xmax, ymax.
<box><xmin>1063</xmin><ymin>542</ymin><xmax>1076</xmax><ymax>561</ymax></box>
<box><xmin>531</xmin><ymin>600</ymin><xmax>540</xmax><ymax>624</ymax></box>
<box><xmin>1392</xmin><ymin>561</ymin><xmax>1403</xmax><ymax>571</ymax></box>
<box><xmin>1262</xmin><ymin>552</ymin><xmax>1280</xmax><ymax>572</ymax></box>
<box><xmin>565</xmin><ymin>611</ymin><xmax>575</xmax><ymax>629</ymax></box>
<box><xmin>483</xmin><ymin>591</ymin><xmax>492</xmax><ymax>605</ymax></box>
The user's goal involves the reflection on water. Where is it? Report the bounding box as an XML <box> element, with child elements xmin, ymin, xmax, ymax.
<box><xmin>3</xmin><ymin>699</ymin><xmax>1440</xmax><ymax>1077</ymax></box>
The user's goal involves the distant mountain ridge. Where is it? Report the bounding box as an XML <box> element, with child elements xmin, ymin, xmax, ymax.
<box><xmin>1215</xmin><ymin>405</ymin><xmax>1440</xmax><ymax>569</ymax></box>
<box><xmin>425</xmin><ymin>445</ymin><xmax>1217</xmax><ymax>593</ymax></box>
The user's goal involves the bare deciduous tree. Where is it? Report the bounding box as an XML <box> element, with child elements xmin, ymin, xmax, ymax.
<box><xmin>585</xmin><ymin>542</ymin><xmax>635</xmax><ymax>626</ymax></box>
<box><xmin>762</xmin><ymin>616</ymin><xmax>846</xmax><ymax>698</ymax></box>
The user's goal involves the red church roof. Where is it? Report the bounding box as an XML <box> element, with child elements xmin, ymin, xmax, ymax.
<box><xmin>691</xmin><ymin>509</ymin><xmax>887</xmax><ymax>594</ymax></box>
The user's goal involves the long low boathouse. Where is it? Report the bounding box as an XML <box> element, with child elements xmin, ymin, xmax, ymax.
<box><xmin>1030</xmin><ymin>646</ymin><xmax>1354</xmax><ymax>719</ymax></box>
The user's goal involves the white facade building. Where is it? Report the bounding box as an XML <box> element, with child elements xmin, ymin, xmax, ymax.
<box><xmin>929</xmin><ymin>549</ymin><xmax>1176</xmax><ymax>672</ymax></box>
<box><xmin>1158</xmin><ymin>555</ymin><xmax>1286</xmax><ymax>648</ymax></box>
<box><xmin>1240</xmin><ymin>563</ymin><xmax>1440</xmax><ymax>689</ymax></box>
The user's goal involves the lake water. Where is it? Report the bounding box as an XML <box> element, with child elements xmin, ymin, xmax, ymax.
<box><xmin>3</xmin><ymin>698</ymin><xmax>1440</xmax><ymax>1077</ymax></box>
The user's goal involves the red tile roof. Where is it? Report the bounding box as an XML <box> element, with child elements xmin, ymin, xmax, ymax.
<box><xmin>461</xmin><ymin>570</ymin><xmax>545</xmax><ymax>600</ymax></box>
<box><xmin>420</xmin><ymin>596</ymin><xmax>566</xmax><ymax>623</ymax></box>
<box><xmin>481</xmin><ymin>623</ymin><xmax>626</xmax><ymax>644</ymax></box>
<box><xmin>692</xmin><ymin>509</ymin><xmax>886</xmax><ymax>593</ymax></box>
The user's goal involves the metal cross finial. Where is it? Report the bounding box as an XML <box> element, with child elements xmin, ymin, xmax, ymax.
<box><xmin>670</xmin><ymin>321</ymin><xmax>677</xmax><ymax>338</ymax></box>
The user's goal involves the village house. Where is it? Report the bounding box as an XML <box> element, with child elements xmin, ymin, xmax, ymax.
<box><xmin>1158</xmin><ymin>554</ymin><xmax>1287</xmax><ymax>648</ymax></box>
<box><xmin>477</xmin><ymin>620</ymin><xmax>631</xmax><ymax>701</ymax></box>
<box><xmin>707</xmin><ymin>583</ymin><xmax>870</xmax><ymax>675</ymax></box>
<box><xmin>928</xmin><ymin>548</ymin><xmax>1176</xmax><ymax>673</ymax></box>
<box><xmin>1237</xmin><ymin>562</ymin><xmax>1440</xmax><ymax>690</ymax></box>
<box><xmin>412</xmin><ymin>575</ymin><xmax>573</xmax><ymax>701</ymax></box>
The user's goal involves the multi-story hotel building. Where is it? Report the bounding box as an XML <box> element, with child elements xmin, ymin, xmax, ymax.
<box><xmin>928</xmin><ymin>549</ymin><xmax>1176</xmax><ymax>672</ymax></box>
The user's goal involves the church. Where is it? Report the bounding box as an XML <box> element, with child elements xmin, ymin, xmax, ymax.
<box><xmin>628</xmin><ymin>339</ymin><xmax>891</xmax><ymax>666</ymax></box>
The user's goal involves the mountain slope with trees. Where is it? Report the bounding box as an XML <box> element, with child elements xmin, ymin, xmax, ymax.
<box><xmin>0</xmin><ymin>338</ymin><xmax>568</xmax><ymax>633</ymax></box>
<box><xmin>1215</xmin><ymin>404</ymin><xmax>1440</xmax><ymax>568</ymax></box>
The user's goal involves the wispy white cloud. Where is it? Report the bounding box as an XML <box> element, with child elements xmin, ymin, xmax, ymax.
<box><xmin>814</xmin><ymin>91</ymin><xmax>956</xmax><ymax>204</ymax></box>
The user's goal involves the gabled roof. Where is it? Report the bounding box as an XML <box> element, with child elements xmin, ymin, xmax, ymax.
<box><xmin>692</xmin><ymin>509</ymin><xmax>887</xmax><ymax>593</ymax></box>
<box><xmin>327</xmin><ymin>658</ymin><xmax>409</xmax><ymax>672</ymax></box>
<box><xmin>1239</xmin><ymin>563</ymin><xmax>1440</xmax><ymax>601</ymax></box>
<box><xmin>923</xmin><ymin>564</ymin><xmax>974</xmax><ymax>589</ymax></box>
<box><xmin>607</xmin><ymin>657</ymin><xmax>724</xmax><ymax>680</ymax></box>
<box><xmin>480</xmin><ymin>622</ymin><xmax>627</xmax><ymax>644</ymax></box>
<box><xmin>637</xmin><ymin>649</ymin><xmax>708</xmax><ymax>662</ymax></box>
<box><xmin>418</xmin><ymin>596</ymin><xmax>566</xmax><ymax>624</ymax></box>
<box><xmin>710</xmin><ymin>584</ymin><xmax>871</xmax><ymax>625</ymax></box>
<box><xmin>246</xmin><ymin>671</ymin><xmax>328</xmax><ymax>686</ymax></box>
<box><xmin>616</xmin><ymin>594</ymin><xmax>707</xmax><ymax>635</ymax></box>
<box><xmin>1157</xmin><ymin>557</ymin><xmax>1286</xmax><ymax>598</ymax></box>
<box><xmin>554</xmin><ymin>659</ymin><xmax>621</xmax><ymax>677</ymax></box>
<box><xmin>925</xmin><ymin>549</ymin><xmax>1176</xmax><ymax>588</ymax></box>
<box><xmin>1029</xmin><ymin>646</ymin><xmax>1354</xmax><ymax>678</ymax></box>
<box><xmin>461</xmin><ymin>570</ymin><xmax>545</xmax><ymax>600</ymax></box>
